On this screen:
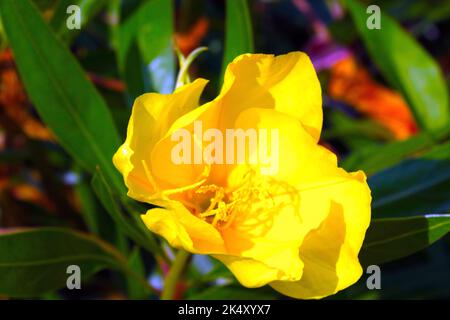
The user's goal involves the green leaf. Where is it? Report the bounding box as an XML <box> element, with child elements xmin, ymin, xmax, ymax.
<box><xmin>74</xmin><ymin>175</ymin><xmax>102</xmax><ymax>235</ymax></box>
<box><xmin>75</xmin><ymin>172</ymin><xmax>129</xmax><ymax>250</ymax></box>
<box><xmin>126</xmin><ymin>247</ymin><xmax>149</xmax><ymax>299</ymax></box>
<box><xmin>49</xmin><ymin>0</ymin><xmax>108</xmax><ymax>43</ymax></box>
<box><xmin>91</xmin><ymin>169</ymin><xmax>163</xmax><ymax>258</ymax></box>
<box><xmin>341</xmin><ymin>132</ymin><xmax>435</xmax><ymax>174</ymax></box>
<box><xmin>116</xmin><ymin>0</ymin><xmax>175</xmax><ymax>96</ymax></box>
<box><xmin>378</xmin><ymin>179</ymin><xmax>450</xmax><ymax>218</ymax></box>
<box><xmin>322</xmin><ymin>111</ymin><xmax>394</xmax><ymax>141</ymax></box>
<box><xmin>0</xmin><ymin>0</ymin><xmax>122</xmax><ymax>191</ymax></box>
<box><xmin>0</xmin><ymin>228</ymin><xmax>127</xmax><ymax>297</ymax></box>
<box><xmin>369</xmin><ymin>141</ymin><xmax>450</xmax><ymax>217</ymax></box>
<box><xmin>359</xmin><ymin>214</ymin><xmax>450</xmax><ymax>266</ymax></box>
<box><xmin>199</xmin><ymin>261</ymin><xmax>235</xmax><ymax>285</ymax></box>
<box><xmin>400</xmin><ymin>1</ymin><xmax>450</xmax><ymax>22</ymax></box>
<box><xmin>221</xmin><ymin>0</ymin><xmax>254</xmax><ymax>78</ymax></box>
<box><xmin>346</xmin><ymin>0</ymin><xmax>449</xmax><ymax>137</ymax></box>
<box><xmin>32</xmin><ymin>0</ymin><xmax>55</xmax><ymax>11</ymax></box>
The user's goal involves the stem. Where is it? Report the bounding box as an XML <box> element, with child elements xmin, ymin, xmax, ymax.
<box><xmin>175</xmin><ymin>47</ymin><xmax>208</xmax><ymax>89</ymax></box>
<box><xmin>161</xmin><ymin>249</ymin><xmax>191</xmax><ymax>300</ymax></box>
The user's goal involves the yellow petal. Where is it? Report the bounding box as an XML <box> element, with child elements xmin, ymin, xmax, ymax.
<box><xmin>212</xmin><ymin>254</ymin><xmax>295</xmax><ymax>288</ymax></box>
<box><xmin>209</xmin><ymin>164</ymin><xmax>306</xmax><ymax>287</ymax></box>
<box><xmin>113</xmin><ymin>79</ymin><xmax>208</xmax><ymax>203</ymax></box>
<box><xmin>270</xmin><ymin>171</ymin><xmax>371</xmax><ymax>299</ymax></box>
<box><xmin>219</xmin><ymin>208</ymin><xmax>305</xmax><ymax>286</ymax></box>
<box><xmin>223</xmin><ymin>106</ymin><xmax>370</xmax><ymax>295</ymax></box>
<box><xmin>141</xmin><ymin>200</ymin><xmax>225</xmax><ymax>254</ymax></box>
<box><xmin>220</xmin><ymin>52</ymin><xmax>322</xmax><ymax>140</ymax></box>
<box><xmin>231</xmin><ymin>107</ymin><xmax>340</xmax><ymax>185</ymax></box>
<box><xmin>146</xmin><ymin>51</ymin><xmax>322</xmax><ymax>188</ymax></box>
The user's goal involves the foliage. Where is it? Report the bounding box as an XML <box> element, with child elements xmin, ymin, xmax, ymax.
<box><xmin>0</xmin><ymin>0</ymin><xmax>449</xmax><ymax>299</ymax></box>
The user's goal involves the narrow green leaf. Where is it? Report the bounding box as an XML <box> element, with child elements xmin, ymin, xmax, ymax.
<box><xmin>346</xmin><ymin>0</ymin><xmax>449</xmax><ymax>136</ymax></box>
<box><xmin>0</xmin><ymin>228</ymin><xmax>127</xmax><ymax>297</ymax></box>
<box><xmin>341</xmin><ymin>132</ymin><xmax>435</xmax><ymax>174</ymax></box>
<box><xmin>50</xmin><ymin>0</ymin><xmax>108</xmax><ymax>43</ymax></box>
<box><xmin>31</xmin><ymin>0</ymin><xmax>55</xmax><ymax>11</ymax></box>
<box><xmin>91</xmin><ymin>170</ymin><xmax>162</xmax><ymax>258</ymax></box>
<box><xmin>136</xmin><ymin>0</ymin><xmax>175</xmax><ymax>94</ymax></box>
<box><xmin>359</xmin><ymin>215</ymin><xmax>450</xmax><ymax>266</ymax></box>
<box><xmin>75</xmin><ymin>169</ymin><xmax>132</xmax><ymax>260</ymax></box>
<box><xmin>117</xmin><ymin>0</ymin><xmax>175</xmax><ymax>96</ymax></box>
<box><xmin>221</xmin><ymin>0</ymin><xmax>254</xmax><ymax>78</ymax></box>
<box><xmin>322</xmin><ymin>111</ymin><xmax>394</xmax><ymax>141</ymax></box>
<box><xmin>0</xmin><ymin>0</ymin><xmax>122</xmax><ymax>191</ymax></box>
<box><xmin>369</xmin><ymin>140</ymin><xmax>450</xmax><ymax>217</ymax></box>
<box><xmin>126</xmin><ymin>247</ymin><xmax>149</xmax><ymax>299</ymax></box>
<box><xmin>74</xmin><ymin>176</ymin><xmax>102</xmax><ymax>235</ymax></box>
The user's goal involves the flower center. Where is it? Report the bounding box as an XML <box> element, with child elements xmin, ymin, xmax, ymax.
<box><xmin>145</xmin><ymin>161</ymin><xmax>300</xmax><ymax>231</ymax></box>
<box><xmin>191</xmin><ymin>170</ymin><xmax>300</xmax><ymax>230</ymax></box>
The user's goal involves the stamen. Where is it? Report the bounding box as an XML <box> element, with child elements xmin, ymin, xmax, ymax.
<box><xmin>159</xmin><ymin>165</ymin><xmax>211</xmax><ymax>197</ymax></box>
<box><xmin>194</xmin><ymin>169</ymin><xmax>299</xmax><ymax>230</ymax></box>
<box><xmin>161</xmin><ymin>177</ymin><xmax>208</xmax><ymax>197</ymax></box>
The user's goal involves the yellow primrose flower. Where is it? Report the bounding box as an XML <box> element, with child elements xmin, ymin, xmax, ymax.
<box><xmin>113</xmin><ymin>52</ymin><xmax>371</xmax><ymax>299</ymax></box>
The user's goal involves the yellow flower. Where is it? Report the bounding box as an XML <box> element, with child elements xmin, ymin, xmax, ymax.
<box><xmin>113</xmin><ymin>52</ymin><xmax>372</xmax><ymax>299</ymax></box>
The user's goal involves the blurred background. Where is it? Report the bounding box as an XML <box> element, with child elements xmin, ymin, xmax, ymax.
<box><xmin>0</xmin><ymin>0</ymin><xmax>449</xmax><ymax>299</ymax></box>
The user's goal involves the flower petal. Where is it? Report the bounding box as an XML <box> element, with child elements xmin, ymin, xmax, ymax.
<box><xmin>113</xmin><ymin>79</ymin><xmax>208</xmax><ymax>203</ymax></box>
<box><xmin>231</xmin><ymin>107</ymin><xmax>340</xmax><ymax>184</ymax></box>
<box><xmin>141</xmin><ymin>200</ymin><xmax>225</xmax><ymax>254</ymax></box>
<box><xmin>210</xmin><ymin>165</ymin><xmax>306</xmax><ymax>286</ymax></box>
<box><xmin>218</xmin><ymin>226</ymin><xmax>305</xmax><ymax>287</ymax></box>
<box><xmin>212</xmin><ymin>254</ymin><xmax>296</xmax><ymax>288</ymax></box>
<box><xmin>225</xmin><ymin>107</ymin><xmax>371</xmax><ymax>296</ymax></box>
<box><xmin>270</xmin><ymin>171</ymin><xmax>371</xmax><ymax>299</ymax></box>
<box><xmin>220</xmin><ymin>52</ymin><xmax>322</xmax><ymax>140</ymax></box>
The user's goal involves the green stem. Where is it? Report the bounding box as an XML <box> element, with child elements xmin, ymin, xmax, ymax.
<box><xmin>175</xmin><ymin>46</ymin><xmax>208</xmax><ymax>89</ymax></box>
<box><xmin>161</xmin><ymin>249</ymin><xmax>191</xmax><ymax>300</ymax></box>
